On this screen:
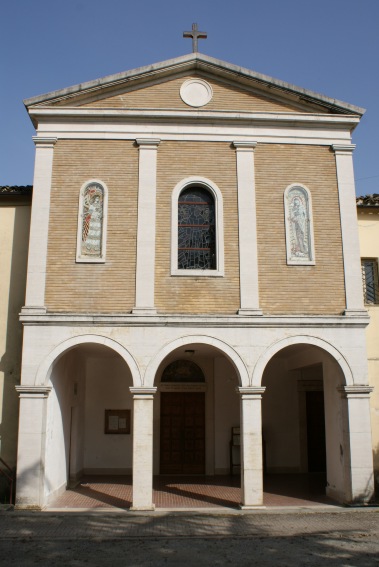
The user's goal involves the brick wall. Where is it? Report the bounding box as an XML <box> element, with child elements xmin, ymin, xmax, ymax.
<box><xmin>255</xmin><ymin>144</ymin><xmax>345</xmax><ymax>314</ymax></box>
<box><xmin>45</xmin><ymin>140</ymin><xmax>138</xmax><ymax>312</ymax></box>
<box><xmin>77</xmin><ymin>75</ymin><xmax>303</xmax><ymax>113</ymax></box>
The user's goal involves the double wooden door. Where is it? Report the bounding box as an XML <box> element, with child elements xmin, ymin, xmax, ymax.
<box><xmin>160</xmin><ymin>392</ymin><xmax>205</xmax><ymax>474</ymax></box>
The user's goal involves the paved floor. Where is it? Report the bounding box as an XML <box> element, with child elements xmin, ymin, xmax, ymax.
<box><xmin>48</xmin><ymin>473</ymin><xmax>332</xmax><ymax>510</ymax></box>
<box><xmin>0</xmin><ymin>508</ymin><xmax>378</xmax><ymax>566</ymax></box>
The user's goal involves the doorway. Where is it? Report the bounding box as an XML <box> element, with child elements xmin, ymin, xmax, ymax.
<box><xmin>306</xmin><ymin>390</ymin><xmax>327</xmax><ymax>473</ymax></box>
<box><xmin>160</xmin><ymin>392</ymin><xmax>205</xmax><ymax>474</ymax></box>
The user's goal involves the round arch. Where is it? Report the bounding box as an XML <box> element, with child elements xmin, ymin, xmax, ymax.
<box><xmin>35</xmin><ymin>334</ymin><xmax>142</xmax><ymax>387</ymax></box>
<box><xmin>144</xmin><ymin>335</ymin><xmax>249</xmax><ymax>387</ymax></box>
<box><xmin>252</xmin><ymin>335</ymin><xmax>353</xmax><ymax>387</ymax></box>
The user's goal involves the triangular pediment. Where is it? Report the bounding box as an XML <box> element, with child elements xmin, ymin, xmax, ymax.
<box><xmin>24</xmin><ymin>53</ymin><xmax>364</xmax><ymax>117</ymax></box>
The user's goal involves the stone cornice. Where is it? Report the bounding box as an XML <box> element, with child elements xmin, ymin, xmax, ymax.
<box><xmin>19</xmin><ymin>312</ymin><xmax>369</xmax><ymax>328</ymax></box>
<box><xmin>15</xmin><ymin>385</ymin><xmax>52</xmax><ymax>398</ymax></box>
<box><xmin>28</xmin><ymin>108</ymin><xmax>361</xmax><ymax>128</ymax></box>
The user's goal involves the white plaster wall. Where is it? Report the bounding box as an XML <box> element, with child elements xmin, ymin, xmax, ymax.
<box><xmin>45</xmin><ymin>351</ymin><xmax>77</xmax><ymax>500</ymax></box>
<box><xmin>0</xmin><ymin>204</ymin><xmax>30</xmax><ymax>468</ymax></box>
<box><xmin>358</xmin><ymin>208</ymin><xmax>379</xmax><ymax>486</ymax></box>
<box><xmin>214</xmin><ymin>357</ymin><xmax>240</xmax><ymax>473</ymax></box>
<box><xmin>262</xmin><ymin>358</ymin><xmax>301</xmax><ymax>472</ymax></box>
<box><xmin>83</xmin><ymin>355</ymin><xmax>133</xmax><ymax>472</ymax></box>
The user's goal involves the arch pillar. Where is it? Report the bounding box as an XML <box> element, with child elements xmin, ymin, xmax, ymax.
<box><xmin>14</xmin><ymin>386</ymin><xmax>52</xmax><ymax>508</ymax></box>
<box><xmin>338</xmin><ymin>385</ymin><xmax>375</xmax><ymax>504</ymax></box>
<box><xmin>238</xmin><ymin>387</ymin><xmax>266</xmax><ymax>509</ymax></box>
<box><xmin>130</xmin><ymin>387</ymin><xmax>157</xmax><ymax>510</ymax></box>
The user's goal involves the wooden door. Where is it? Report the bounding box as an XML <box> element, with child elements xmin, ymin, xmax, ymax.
<box><xmin>306</xmin><ymin>391</ymin><xmax>327</xmax><ymax>473</ymax></box>
<box><xmin>160</xmin><ymin>392</ymin><xmax>205</xmax><ymax>474</ymax></box>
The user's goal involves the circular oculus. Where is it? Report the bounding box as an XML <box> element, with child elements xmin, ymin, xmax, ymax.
<box><xmin>180</xmin><ymin>79</ymin><xmax>213</xmax><ymax>107</ymax></box>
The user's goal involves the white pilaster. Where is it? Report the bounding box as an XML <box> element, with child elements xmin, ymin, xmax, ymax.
<box><xmin>339</xmin><ymin>385</ymin><xmax>374</xmax><ymax>504</ymax></box>
<box><xmin>233</xmin><ymin>142</ymin><xmax>262</xmax><ymax>315</ymax></box>
<box><xmin>130</xmin><ymin>387</ymin><xmax>156</xmax><ymax>510</ymax></box>
<box><xmin>132</xmin><ymin>139</ymin><xmax>160</xmax><ymax>315</ymax></box>
<box><xmin>22</xmin><ymin>137</ymin><xmax>57</xmax><ymax>314</ymax></box>
<box><xmin>332</xmin><ymin>144</ymin><xmax>366</xmax><ymax>316</ymax></box>
<box><xmin>239</xmin><ymin>387</ymin><xmax>266</xmax><ymax>508</ymax></box>
<box><xmin>15</xmin><ymin>386</ymin><xmax>52</xmax><ymax>508</ymax></box>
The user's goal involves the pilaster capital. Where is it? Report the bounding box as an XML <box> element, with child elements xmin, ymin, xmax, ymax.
<box><xmin>338</xmin><ymin>385</ymin><xmax>374</xmax><ymax>399</ymax></box>
<box><xmin>32</xmin><ymin>136</ymin><xmax>57</xmax><ymax>148</ymax></box>
<box><xmin>233</xmin><ymin>141</ymin><xmax>258</xmax><ymax>151</ymax></box>
<box><xmin>331</xmin><ymin>144</ymin><xmax>356</xmax><ymax>155</ymax></box>
<box><xmin>135</xmin><ymin>138</ymin><xmax>161</xmax><ymax>149</ymax></box>
<box><xmin>130</xmin><ymin>387</ymin><xmax>157</xmax><ymax>399</ymax></box>
<box><xmin>15</xmin><ymin>385</ymin><xmax>52</xmax><ymax>398</ymax></box>
<box><xmin>238</xmin><ymin>386</ymin><xmax>266</xmax><ymax>399</ymax></box>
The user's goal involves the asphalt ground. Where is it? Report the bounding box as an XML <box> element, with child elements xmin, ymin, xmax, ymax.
<box><xmin>0</xmin><ymin>507</ymin><xmax>378</xmax><ymax>566</ymax></box>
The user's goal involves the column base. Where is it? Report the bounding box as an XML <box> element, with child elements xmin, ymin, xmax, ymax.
<box><xmin>239</xmin><ymin>504</ymin><xmax>266</xmax><ymax>510</ymax></box>
<box><xmin>343</xmin><ymin>309</ymin><xmax>368</xmax><ymax>317</ymax></box>
<box><xmin>132</xmin><ymin>307</ymin><xmax>157</xmax><ymax>315</ymax></box>
<box><xmin>238</xmin><ymin>308</ymin><xmax>263</xmax><ymax>316</ymax></box>
<box><xmin>129</xmin><ymin>505</ymin><xmax>155</xmax><ymax>511</ymax></box>
<box><xmin>20</xmin><ymin>306</ymin><xmax>47</xmax><ymax>315</ymax></box>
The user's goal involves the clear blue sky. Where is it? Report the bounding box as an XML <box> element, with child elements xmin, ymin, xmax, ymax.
<box><xmin>2</xmin><ymin>0</ymin><xmax>378</xmax><ymax>196</ymax></box>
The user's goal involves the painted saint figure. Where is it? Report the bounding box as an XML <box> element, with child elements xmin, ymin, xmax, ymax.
<box><xmin>81</xmin><ymin>184</ymin><xmax>103</xmax><ymax>257</ymax></box>
<box><xmin>290</xmin><ymin>195</ymin><xmax>308</xmax><ymax>257</ymax></box>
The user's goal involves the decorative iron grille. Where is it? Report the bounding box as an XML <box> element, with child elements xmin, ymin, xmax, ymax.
<box><xmin>361</xmin><ymin>260</ymin><xmax>379</xmax><ymax>304</ymax></box>
<box><xmin>178</xmin><ymin>187</ymin><xmax>216</xmax><ymax>270</ymax></box>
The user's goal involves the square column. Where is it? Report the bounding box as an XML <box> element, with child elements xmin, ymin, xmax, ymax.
<box><xmin>23</xmin><ymin>137</ymin><xmax>57</xmax><ymax>314</ymax></box>
<box><xmin>233</xmin><ymin>142</ymin><xmax>262</xmax><ymax>315</ymax></box>
<box><xmin>132</xmin><ymin>139</ymin><xmax>160</xmax><ymax>315</ymax></box>
<box><xmin>332</xmin><ymin>144</ymin><xmax>366</xmax><ymax>316</ymax></box>
<box><xmin>15</xmin><ymin>386</ymin><xmax>52</xmax><ymax>509</ymax></box>
<box><xmin>130</xmin><ymin>387</ymin><xmax>156</xmax><ymax>510</ymax></box>
<box><xmin>339</xmin><ymin>385</ymin><xmax>375</xmax><ymax>504</ymax></box>
<box><xmin>239</xmin><ymin>387</ymin><xmax>266</xmax><ymax>508</ymax></box>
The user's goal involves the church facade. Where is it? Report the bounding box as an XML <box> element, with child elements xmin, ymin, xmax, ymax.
<box><xmin>16</xmin><ymin>53</ymin><xmax>374</xmax><ymax>509</ymax></box>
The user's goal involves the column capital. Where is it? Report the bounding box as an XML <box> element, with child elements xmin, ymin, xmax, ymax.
<box><xmin>130</xmin><ymin>387</ymin><xmax>157</xmax><ymax>398</ymax></box>
<box><xmin>338</xmin><ymin>385</ymin><xmax>374</xmax><ymax>399</ymax></box>
<box><xmin>32</xmin><ymin>136</ymin><xmax>57</xmax><ymax>148</ymax></box>
<box><xmin>135</xmin><ymin>138</ymin><xmax>161</xmax><ymax>148</ymax></box>
<box><xmin>15</xmin><ymin>385</ymin><xmax>52</xmax><ymax>398</ymax></box>
<box><xmin>233</xmin><ymin>141</ymin><xmax>258</xmax><ymax>151</ymax></box>
<box><xmin>332</xmin><ymin>144</ymin><xmax>356</xmax><ymax>155</ymax></box>
<box><xmin>238</xmin><ymin>386</ymin><xmax>266</xmax><ymax>399</ymax></box>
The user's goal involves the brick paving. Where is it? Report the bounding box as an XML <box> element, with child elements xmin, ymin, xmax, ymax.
<box><xmin>48</xmin><ymin>473</ymin><xmax>333</xmax><ymax>510</ymax></box>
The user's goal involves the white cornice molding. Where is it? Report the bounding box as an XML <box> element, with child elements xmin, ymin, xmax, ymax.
<box><xmin>233</xmin><ymin>141</ymin><xmax>258</xmax><ymax>151</ymax></box>
<box><xmin>135</xmin><ymin>138</ymin><xmax>161</xmax><ymax>147</ymax></box>
<box><xmin>18</xmin><ymin>312</ymin><xmax>369</xmax><ymax>328</ymax></box>
<box><xmin>332</xmin><ymin>144</ymin><xmax>356</xmax><ymax>154</ymax></box>
<box><xmin>338</xmin><ymin>385</ymin><xmax>374</xmax><ymax>398</ymax></box>
<box><xmin>15</xmin><ymin>385</ymin><xmax>52</xmax><ymax>398</ymax></box>
<box><xmin>29</xmin><ymin>108</ymin><xmax>361</xmax><ymax>127</ymax></box>
<box><xmin>32</xmin><ymin>136</ymin><xmax>57</xmax><ymax>147</ymax></box>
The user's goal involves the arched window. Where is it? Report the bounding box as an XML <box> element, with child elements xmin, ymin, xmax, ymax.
<box><xmin>161</xmin><ymin>360</ymin><xmax>205</xmax><ymax>383</ymax></box>
<box><xmin>284</xmin><ymin>184</ymin><xmax>315</xmax><ymax>265</ymax></box>
<box><xmin>178</xmin><ymin>187</ymin><xmax>216</xmax><ymax>270</ymax></box>
<box><xmin>171</xmin><ymin>177</ymin><xmax>224</xmax><ymax>276</ymax></box>
<box><xmin>76</xmin><ymin>180</ymin><xmax>108</xmax><ymax>263</ymax></box>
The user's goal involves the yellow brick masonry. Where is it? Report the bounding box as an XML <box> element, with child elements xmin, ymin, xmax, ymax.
<box><xmin>45</xmin><ymin>140</ymin><xmax>138</xmax><ymax>312</ymax></box>
<box><xmin>155</xmin><ymin>141</ymin><xmax>240</xmax><ymax>314</ymax></box>
<box><xmin>255</xmin><ymin>144</ymin><xmax>346</xmax><ymax>315</ymax></box>
<box><xmin>75</xmin><ymin>75</ymin><xmax>307</xmax><ymax>114</ymax></box>
<box><xmin>45</xmin><ymin>140</ymin><xmax>345</xmax><ymax>315</ymax></box>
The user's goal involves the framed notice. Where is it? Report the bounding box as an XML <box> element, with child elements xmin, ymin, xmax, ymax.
<box><xmin>104</xmin><ymin>409</ymin><xmax>131</xmax><ymax>434</ymax></box>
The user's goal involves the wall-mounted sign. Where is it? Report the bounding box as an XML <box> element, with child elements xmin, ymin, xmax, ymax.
<box><xmin>104</xmin><ymin>409</ymin><xmax>130</xmax><ymax>434</ymax></box>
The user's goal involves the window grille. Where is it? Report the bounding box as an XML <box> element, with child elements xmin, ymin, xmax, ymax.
<box><xmin>361</xmin><ymin>259</ymin><xmax>379</xmax><ymax>304</ymax></box>
<box><xmin>178</xmin><ymin>187</ymin><xmax>216</xmax><ymax>270</ymax></box>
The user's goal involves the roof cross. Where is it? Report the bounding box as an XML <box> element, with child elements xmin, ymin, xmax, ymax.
<box><xmin>183</xmin><ymin>23</ymin><xmax>207</xmax><ymax>53</ymax></box>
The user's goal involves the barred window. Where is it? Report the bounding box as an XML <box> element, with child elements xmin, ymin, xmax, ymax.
<box><xmin>178</xmin><ymin>187</ymin><xmax>216</xmax><ymax>270</ymax></box>
<box><xmin>361</xmin><ymin>259</ymin><xmax>379</xmax><ymax>304</ymax></box>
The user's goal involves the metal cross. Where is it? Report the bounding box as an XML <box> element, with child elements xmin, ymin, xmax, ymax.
<box><xmin>183</xmin><ymin>23</ymin><xmax>207</xmax><ymax>53</ymax></box>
